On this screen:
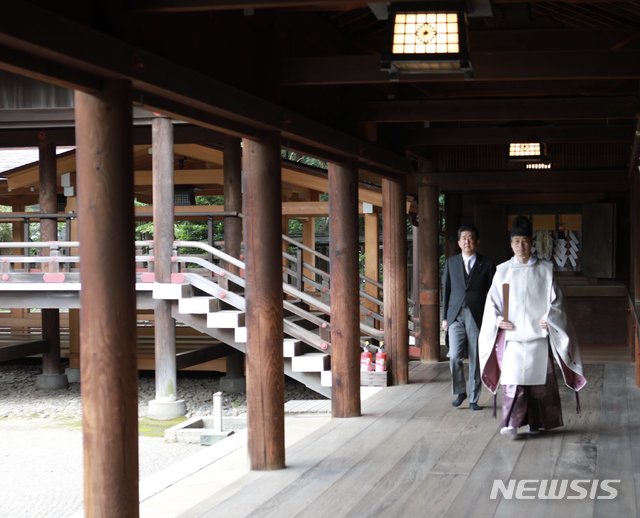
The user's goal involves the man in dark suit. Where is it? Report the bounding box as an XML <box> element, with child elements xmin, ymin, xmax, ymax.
<box><xmin>442</xmin><ymin>224</ymin><xmax>495</xmax><ymax>410</ymax></box>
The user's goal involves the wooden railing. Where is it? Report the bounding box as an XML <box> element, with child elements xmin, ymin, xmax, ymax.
<box><xmin>281</xmin><ymin>234</ymin><xmax>416</xmax><ymax>342</ymax></box>
<box><xmin>0</xmin><ymin>237</ymin><xmax>392</xmax><ymax>352</ymax></box>
<box><xmin>169</xmin><ymin>240</ymin><xmax>384</xmax><ymax>349</ymax></box>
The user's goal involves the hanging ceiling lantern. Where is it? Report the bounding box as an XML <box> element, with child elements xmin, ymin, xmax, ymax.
<box><xmin>508</xmin><ymin>142</ymin><xmax>547</xmax><ymax>163</ymax></box>
<box><xmin>381</xmin><ymin>3</ymin><xmax>471</xmax><ymax>74</ymax></box>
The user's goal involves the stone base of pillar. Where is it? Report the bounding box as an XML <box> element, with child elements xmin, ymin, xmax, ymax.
<box><xmin>35</xmin><ymin>373</ymin><xmax>69</xmax><ymax>390</ymax></box>
<box><xmin>65</xmin><ymin>368</ymin><xmax>81</xmax><ymax>383</ymax></box>
<box><xmin>147</xmin><ymin>398</ymin><xmax>187</xmax><ymax>420</ymax></box>
<box><xmin>220</xmin><ymin>376</ymin><xmax>246</xmax><ymax>393</ymax></box>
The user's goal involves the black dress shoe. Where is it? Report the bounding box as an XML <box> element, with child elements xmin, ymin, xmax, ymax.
<box><xmin>452</xmin><ymin>393</ymin><xmax>467</xmax><ymax>407</ymax></box>
<box><xmin>469</xmin><ymin>403</ymin><xmax>482</xmax><ymax>411</ymax></box>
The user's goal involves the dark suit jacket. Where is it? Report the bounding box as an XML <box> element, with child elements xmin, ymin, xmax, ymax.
<box><xmin>442</xmin><ymin>253</ymin><xmax>495</xmax><ymax>328</ymax></box>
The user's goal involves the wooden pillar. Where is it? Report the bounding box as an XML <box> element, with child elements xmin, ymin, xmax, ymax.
<box><xmin>149</xmin><ymin>116</ymin><xmax>185</xmax><ymax>419</ymax></box>
<box><xmin>444</xmin><ymin>193</ymin><xmax>462</xmax><ymax>258</ymax></box>
<box><xmin>222</xmin><ymin>135</ymin><xmax>245</xmax><ymax>392</ymax></box>
<box><xmin>329</xmin><ymin>161</ymin><xmax>361</xmax><ymax>417</ymax></box>
<box><xmin>10</xmin><ymin>205</ymin><xmax>26</xmax><ymax>336</ymax></box>
<box><xmin>75</xmin><ymin>80</ymin><xmax>138</xmax><ymax>516</ymax></box>
<box><xmin>382</xmin><ymin>177</ymin><xmax>409</xmax><ymax>385</ymax></box>
<box><xmin>364</xmin><ymin>212</ymin><xmax>379</xmax><ymax>325</ymax></box>
<box><xmin>411</xmin><ymin>223</ymin><xmax>419</xmax><ymax>318</ymax></box>
<box><xmin>419</xmin><ymin>181</ymin><xmax>441</xmax><ymax>362</ymax></box>
<box><xmin>242</xmin><ymin>133</ymin><xmax>285</xmax><ymax>470</ymax></box>
<box><xmin>37</xmin><ymin>133</ymin><xmax>65</xmax><ymax>384</ymax></box>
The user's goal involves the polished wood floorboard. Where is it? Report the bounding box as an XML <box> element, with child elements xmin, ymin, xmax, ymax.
<box><xmin>183</xmin><ymin>361</ymin><xmax>639</xmax><ymax>518</ymax></box>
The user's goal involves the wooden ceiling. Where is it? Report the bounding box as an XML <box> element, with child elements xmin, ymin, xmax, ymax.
<box><xmin>0</xmin><ymin>1</ymin><xmax>639</xmax><ymax>196</ymax></box>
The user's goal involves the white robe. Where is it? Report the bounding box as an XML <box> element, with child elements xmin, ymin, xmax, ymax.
<box><xmin>478</xmin><ymin>256</ymin><xmax>587</xmax><ymax>393</ymax></box>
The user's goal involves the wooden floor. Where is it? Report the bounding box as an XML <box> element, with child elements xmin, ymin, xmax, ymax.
<box><xmin>177</xmin><ymin>361</ymin><xmax>639</xmax><ymax>518</ymax></box>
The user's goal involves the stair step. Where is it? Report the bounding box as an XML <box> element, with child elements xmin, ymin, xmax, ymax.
<box><xmin>178</xmin><ymin>297</ymin><xmax>220</xmax><ymax>314</ymax></box>
<box><xmin>283</xmin><ymin>339</ymin><xmax>304</xmax><ymax>358</ymax></box>
<box><xmin>291</xmin><ymin>353</ymin><xmax>330</xmax><ymax>373</ymax></box>
<box><xmin>235</xmin><ymin>326</ymin><xmax>247</xmax><ymax>343</ymax></box>
<box><xmin>206</xmin><ymin>310</ymin><xmax>246</xmax><ymax>329</ymax></box>
<box><xmin>152</xmin><ymin>283</ymin><xmax>193</xmax><ymax>300</ymax></box>
<box><xmin>320</xmin><ymin>370</ymin><xmax>332</xmax><ymax>387</ymax></box>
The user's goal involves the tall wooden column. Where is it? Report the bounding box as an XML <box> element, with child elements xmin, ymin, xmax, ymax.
<box><xmin>411</xmin><ymin>223</ymin><xmax>419</xmax><ymax>318</ymax></box>
<box><xmin>329</xmin><ymin>161</ymin><xmax>360</xmax><ymax>417</ymax></box>
<box><xmin>75</xmin><ymin>80</ymin><xmax>138</xmax><ymax>517</ymax></box>
<box><xmin>149</xmin><ymin>116</ymin><xmax>185</xmax><ymax>419</ymax></box>
<box><xmin>37</xmin><ymin>133</ymin><xmax>67</xmax><ymax>389</ymax></box>
<box><xmin>242</xmin><ymin>133</ymin><xmax>285</xmax><ymax>470</ymax></box>
<box><xmin>10</xmin><ymin>205</ymin><xmax>26</xmax><ymax>336</ymax></box>
<box><xmin>419</xmin><ymin>181</ymin><xmax>441</xmax><ymax>362</ymax></box>
<box><xmin>382</xmin><ymin>177</ymin><xmax>409</xmax><ymax>385</ymax></box>
<box><xmin>221</xmin><ymin>135</ymin><xmax>246</xmax><ymax>393</ymax></box>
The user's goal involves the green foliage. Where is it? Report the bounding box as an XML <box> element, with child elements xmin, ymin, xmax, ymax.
<box><xmin>281</xmin><ymin>150</ymin><xmax>327</xmax><ymax>170</ymax></box>
<box><xmin>134</xmin><ymin>196</ymin><xmax>225</xmax><ymax>243</ymax></box>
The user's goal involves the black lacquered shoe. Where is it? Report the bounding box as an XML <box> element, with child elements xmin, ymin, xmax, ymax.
<box><xmin>452</xmin><ymin>393</ymin><xmax>467</xmax><ymax>407</ymax></box>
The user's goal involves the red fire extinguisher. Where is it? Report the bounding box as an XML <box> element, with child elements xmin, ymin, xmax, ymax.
<box><xmin>360</xmin><ymin>342</ymin><xmax>374</xmax><ymax>372</ymax></box>
<box><xmin>375</xmin><ymin>341</ymin><xmax>387</xmax><ymax>372</ymax></box>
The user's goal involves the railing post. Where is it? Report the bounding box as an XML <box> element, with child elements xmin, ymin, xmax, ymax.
<box><xmin>48</xmin><ymin>248</ymin><xmax>60</xmax><ymax>273</ymax></box>
<box><xmin>296</xmin><ymin>247</ymin><xmax>304</xmax><ymax>292</ymax></box>
<box><xmin>172</xmin><ymin>245</ymin><xmax>180</xmax><ymax>274</ymax></box>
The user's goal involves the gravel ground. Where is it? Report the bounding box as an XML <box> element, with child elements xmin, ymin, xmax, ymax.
<box><xmin>0</xmin><ymin>358</ymin><xmax>325</xmax><ymax>420</ymax></box>
<box><xmin>0</xmin><ymin>359</ymin><xmax>326</xmax><ymax>518</ymax></box>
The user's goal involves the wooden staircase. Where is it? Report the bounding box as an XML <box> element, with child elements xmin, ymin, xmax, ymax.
<box><xmin>0</xmin><ymin>237</ymin><xmax>392</xmax><ymax>397</ymax></box>
<box><xmin>167</xmin><ymin>271</ymin><xmax>334</xmax><ymax>397</ymax></box>
<box><xmin>154</xmin><ymin>238</ymin><xmax>389</xmax><ymax>398</ymax></box>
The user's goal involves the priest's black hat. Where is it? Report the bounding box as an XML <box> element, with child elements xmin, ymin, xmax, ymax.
<box><xmin>511</xmin><ymin>215</ymin><xmax>532</xmax><ymax>238</ymax></box>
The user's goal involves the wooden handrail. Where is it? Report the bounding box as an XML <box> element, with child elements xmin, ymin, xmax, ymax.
<box><xmin>0</xmin><ymin>238</ymin><xmax>392</xmax><ymax>347</ymax></box>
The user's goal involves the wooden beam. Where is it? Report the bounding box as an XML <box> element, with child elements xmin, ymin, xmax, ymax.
<box><xmin>0</xmin><ymin>1</ymin><xmax>410</xmax><ymax>177</ymax></box>
<box><xmin>129</xmin><ymin>0</ymin><xmax>376</xmax><ymax>12</ymax></box>
<box><xmin>6</xmin><ymin>150</ymin><xmax>76</xmax><ymax>190</ymax></box>
<box><xmin>176</xmin><ymin>343</ymin><xmax>235</xmax><ymax>370</ymax></box>
<box><xmin>0</xmin><ymin>339</ymin><xmax>49</xmax><ymax>361</ymax></box>
<box><xmin>1</xmin><ymin>139</ymin><xmax>397</xmax><ymax>208</ymax></box>
<box><xmin>282</xmin><ymin>200</ymin><xmax>375</xmax><ymax>216</ymax></box>
<box><xmin>174</xmin><ymin>143</ymin><xmax>224</xmax><ymax>165</ymax></box>
<box><xmin>281</xmin><ymin>50</ymin><xmax>640</xmax><ymax>85</ymax></box>
<box><xmin>427</xmin><ymin>170</ymin><xmax>628</xmax><ymax>192</ymax></box>
<box><xmin>5</xmin><ymin>152</ymin><xmax>223</xmax><ymax>190</ymax></box>
<box><xmin>282</xmin><ymin>167</ymin><xmax>409</xmax><ymax>209</ymax></box>
<box><xmin>134</xmin><ymin>205</ymin><xmax>231</xmax><ymax>218</ymax></box>
<box><xmin>357</xmin><ymin>97</ymin><xmax>639</xmax><ymax>123</ymax></box>
<box><xmin>135</xmin><ymin>168</ymin><xmax>223</xmax><ymax>185</ymax></box>
<box><xmin>403</xmin><ymin>124</ymin><xmax>636</xmax><ymax>147</ymax></box>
